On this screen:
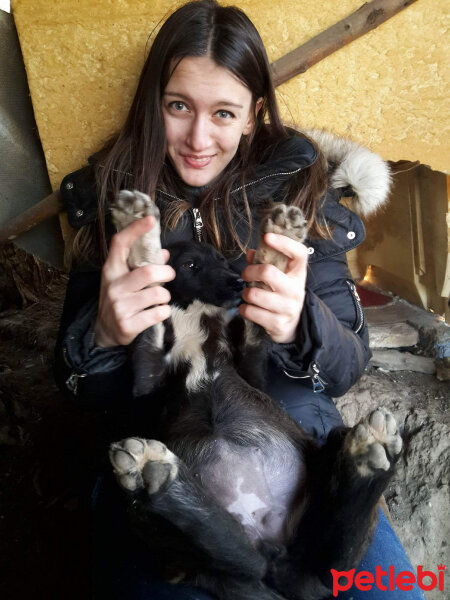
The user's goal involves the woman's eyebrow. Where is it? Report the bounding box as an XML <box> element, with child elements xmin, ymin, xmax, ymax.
<box><xmin>163</xmin><ymin>91</ymin><xmax>244</xmax><ymax>109</ymax></box>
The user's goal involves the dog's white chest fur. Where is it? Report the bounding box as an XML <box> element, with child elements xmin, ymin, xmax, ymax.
<box><xmin>166</xmin><ymin>301</ymin><xmax>224</xmax><ymax>392</ymax></box>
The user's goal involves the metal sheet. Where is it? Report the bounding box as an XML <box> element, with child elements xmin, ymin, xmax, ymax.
<box><xmin>0</xmin><ymin>10</ymin><xmax>63</xmax><ymax>268</ymax></box>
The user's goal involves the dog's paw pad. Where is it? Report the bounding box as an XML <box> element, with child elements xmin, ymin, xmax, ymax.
<box><xmin>111</xmin><ymin>190</ymin><xmax>163</xmax><ymax>268</ymax></box>
<box><xmin>111</xmin><ymin>190</ymin><xmax>160</xmax><ymax>234</ymax></box>
<box><xmin>346</xmin><ymin>408</ymin><xmax>402</xmax><ymax>477</ymax></box>
<box><xmin>142</xmin><ymin>461</ymin><xmax>175</xmax><ymax>495</ymax></box>
<box><xmin>116</xmin><ymin>190</ymin><xmax>159</xmax><ymax>219</ymax></box>
<box><xmin>121</xmin><ymin>437</ymin><xmax>146</xmax><ymax>456</ymax></box>
<box><xmin>110</xmin><ymin>438</ymin><xmax>178</xmax><ymax>494</ymax></box>
<box><xmin>260</xmin><ymin>205</ymin><xmax>307</xmax><ymax>243</ymax></box>
<box><xmin>368</xmin><ymin>408</ymin><xmax>402</xmax><ymax>458</ymax></box>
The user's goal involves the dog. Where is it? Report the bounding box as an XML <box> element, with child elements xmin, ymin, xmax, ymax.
<box><xmin>108</xmin><ymin>190</ymin><xmax>402</xmax><ymax>600</ymax></box>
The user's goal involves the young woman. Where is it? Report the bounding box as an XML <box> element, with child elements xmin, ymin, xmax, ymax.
<box><xmin>54</xmin><ymin>1</ymin><xmax>424</xmax><ymax>598</ymax></box>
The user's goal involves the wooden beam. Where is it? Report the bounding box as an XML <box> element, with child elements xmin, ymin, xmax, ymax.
<box><xmin>0</xmin><ymin>191</ymin><xmax>63</xmax><ymax>247</ymax></box>
<box><xmin>271</xmin><ymin>0</ymin><xmax>418</xmax><ymax>87</ymax></box>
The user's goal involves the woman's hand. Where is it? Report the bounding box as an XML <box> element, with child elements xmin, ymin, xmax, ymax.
<box><xmin>239</xmin><ymin>233</ymin><xmax>308</xmax><ymax>344</ymax></box>
<box><xmin>94</xmin><ymin>216</ymin><xmax>175</xmax><ymax>348</ymax></box>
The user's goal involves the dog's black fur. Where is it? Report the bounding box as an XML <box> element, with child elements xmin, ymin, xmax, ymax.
<box><xmin>110</xmin><ymin>237</ymin><xmax>401</xmax><ymax>600</ymax></box>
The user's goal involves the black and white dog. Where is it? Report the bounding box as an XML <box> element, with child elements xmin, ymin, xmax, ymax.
<box><xmin>109</xmin><ymin>190</ymin><xmax>402</xmax><ymax>600</ymax></box>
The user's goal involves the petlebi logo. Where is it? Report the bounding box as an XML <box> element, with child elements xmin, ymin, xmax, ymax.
<box><xmin>330</xmin><ymin>564</ymin><xmax>446</xmax><ymax>596</ymax></box>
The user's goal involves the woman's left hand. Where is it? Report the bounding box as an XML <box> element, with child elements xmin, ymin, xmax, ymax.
<box><xmin>239</xmin><ymin>233</ymin><xmax>308</xmax><ymax>344</ymax></box>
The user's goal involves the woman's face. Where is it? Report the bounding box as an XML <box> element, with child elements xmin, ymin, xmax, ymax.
<box><xmin>162</xmin><ymin>56</ymin><xmax>259</xmax><ymax>187</ymax></box>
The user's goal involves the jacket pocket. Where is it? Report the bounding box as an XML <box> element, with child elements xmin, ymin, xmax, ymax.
<box><xmin>346</xmin><ymin>280</ymin><xmax>365</xmax><ymax>334</ymax></box>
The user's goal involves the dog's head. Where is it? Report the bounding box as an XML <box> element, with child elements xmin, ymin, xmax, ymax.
<box><xmin>166</xmin><ymin>241</ymin><xmax>245</xmax><ymax>309</ymax></box>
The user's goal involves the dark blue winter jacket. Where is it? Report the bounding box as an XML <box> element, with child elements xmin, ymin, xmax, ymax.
<box><xmin>54</xmin><ymin>134</ymin><xmax>383</xmax><ymax>442</ymax></box>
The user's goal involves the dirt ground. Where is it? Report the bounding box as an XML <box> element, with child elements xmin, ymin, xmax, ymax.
<box><xmin>0</xmin><ymin>275</ymin><xmax>449</xmax><ymax>599</ymax></box>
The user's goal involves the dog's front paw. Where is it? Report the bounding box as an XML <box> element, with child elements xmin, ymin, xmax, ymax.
<box><xmin>110</xmin><ymin>437</ymin><xmax>179</xmax><ymax>494</ymax></box>
<box><xmin>112</xmin><ymin>190</ymin><xmax>160</xmax><ymax>228</ymax></box>
<box><xmin>252</xmin><ymin>205</ymin><xmax>308</xmax><ymax>279</ymax></box>
<box><xmin>111</xmin><ymin>190</ymin><xmax>163</xmax><ymax>268</ymax></box>
<box><xmin>345</xmin><ymin>408</ymin><xmax>402</xmax><ymax>477</ymax></box>
<box><xmin>260</xmin><ymin>204</ymin><xmax>307</xmax><ymax>244</ymax></box>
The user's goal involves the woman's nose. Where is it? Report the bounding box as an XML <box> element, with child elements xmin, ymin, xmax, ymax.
<box><xmin>186</xmin><ymin>115</ymin><xmax>211</xmax><ymax>152</ymax></box>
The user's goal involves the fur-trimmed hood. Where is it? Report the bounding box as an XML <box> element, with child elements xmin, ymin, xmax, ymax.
<box><xmin>306</xmin><ymin>129</ymin><xmax>392</xmax><ymax>218</ymax></box>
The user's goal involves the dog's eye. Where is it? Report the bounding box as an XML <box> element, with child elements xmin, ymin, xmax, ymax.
<box><xmin>182</xmin><ymin>261</ymin><xmax>196</xmax><ymax>270</ymax></box>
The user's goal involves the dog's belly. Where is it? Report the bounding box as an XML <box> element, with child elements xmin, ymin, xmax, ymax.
<box><xmin>198</xmin><ymin>438</ymin><xmax>304</xmax><ymax>544</ymax></box>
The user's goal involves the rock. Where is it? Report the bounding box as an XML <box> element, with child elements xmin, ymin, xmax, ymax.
<box><xmin>393</xmin><ymin>412</ymin><xmax>450</xmax><ymax>572</ymax></box>
<box><xmin>370</xmin><ymin>349</ymin><xmax>436</xmax><ymax>374</ymax></box>
<box><xmin>364</xmin><ymin>297</ymin><xmax>450</xmax><ymax>357</ymax></box>
<box><xmin>435</xmin><ymin>357</ymin><xmax>450</xmax><ymax>381</ymax></box>
<box><xmin>337</xmin><ymin>372</ymin><xmax>450</xmax><ymax>600</ymax></box>
<box><xmin>368</xmin><ymin>322</ymin><xmax>419</xmax><ymax>348</ymax></box>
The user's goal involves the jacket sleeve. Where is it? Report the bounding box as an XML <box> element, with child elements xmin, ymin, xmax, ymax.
<box><xmin>269</xmin><ymin>252</ymin><xmax>371</xmax><ymax>397</ymax></box>
<box><xmin>53</xmin><ymin>266</ymin><xmax>134</xmax><ymax>411</ymax></box>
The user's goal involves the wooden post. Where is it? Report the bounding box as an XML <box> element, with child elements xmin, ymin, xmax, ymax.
<box><xmin>0</xmin><ymin>191</ymin><xmax>63</xmax><ymax>247</ymax></box>
<box><xmin>271</xmin><ymin>0</ymin><xmax>418</xmax><ymax>87</ymax></box>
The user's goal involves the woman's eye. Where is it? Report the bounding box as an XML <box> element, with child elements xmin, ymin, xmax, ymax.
<box><xmin>170</xmin><ymin>101</ymin><xmax>187</xmax><ymax>112</ymax></box>
<box><xmin>216</xmin><ymin>109</ymin><xmax>234</xmax><ymax>119</ymax></box>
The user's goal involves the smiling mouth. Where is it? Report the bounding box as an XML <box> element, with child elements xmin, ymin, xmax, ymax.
<box><xmin>181</xmin><ymin>154</ymin><xmax>215</xmax><ymax>168</ymax></box>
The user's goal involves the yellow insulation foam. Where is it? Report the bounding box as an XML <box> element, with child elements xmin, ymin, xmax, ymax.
<box><xmin>11</xmin><ymin>0</ymin><xmax>450</xmax><ymax>189</ymax></box>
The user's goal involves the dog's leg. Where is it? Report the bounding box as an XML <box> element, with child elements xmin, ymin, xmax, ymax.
<box><xmin>269</xmin><ymin>407</ymin><xmax>402</xmax><ymax>600</ymax></box>
<box><xmin>111</xmin><ymin>190</ymin><xmax>168</xmax><ymax>395</ymax></box>
<box><xmin>109</xmin><ymin>437</ymin><xmax>267</xmax><ymax>584</ymax></box>
<box><xmin>236</xmin><ymin>204</ymin><xmax>307</xmax><ymax>386</ymax></box>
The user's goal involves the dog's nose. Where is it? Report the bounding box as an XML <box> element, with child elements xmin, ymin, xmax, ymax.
<box><xmin>230</xmin><ymin>277</ymin><xmax>245</xmax><ymax>292</ymax></box>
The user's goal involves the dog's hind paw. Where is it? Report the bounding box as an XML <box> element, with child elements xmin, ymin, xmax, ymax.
<box><xmin>110</xmin><ymin>437</ymin><xmax>179</xmax><ymax>494</ymax></box>
<box><xmin>345</xmin><ymin>408</ymin><xmax>402</xmax><ymax>477</ymax></box>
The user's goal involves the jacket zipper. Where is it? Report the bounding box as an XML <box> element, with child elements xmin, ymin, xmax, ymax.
<box><xmin>191</xmin><ymin>208</ymin><xmax>203</xmax><ymax>242</ymax></box>
<box><xmin>65</xmin><ymin>372</ymin><xmax>87</xmax><ymax>395</ymax></box>
<box><xmin>311</xmin><ymin>362</ymin><xmax>326</xmax><ymax>393</ymax></box>
<box><xmin>347</xmin><ymin>281</ymin><xmax>365</xmax><ymax>334</ymax></box>
<box><xmin>283</xmin><ymin>361</ymin><xmax>326</xmax><ymax>393</ymax></box>
<box><xmin>63</xmin><ymin>346</ymin><xmax>87</xmax><ymax>395</ymax></box>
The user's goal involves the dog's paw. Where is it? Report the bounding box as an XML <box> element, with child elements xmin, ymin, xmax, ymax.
<box><xmin>112</xmin><ymin>190</ymin><xmax>160</xmax><ymax>229</ymax></box>
<box><xmin>110</xmin><ymin>437</ymin><xmax>178</xmax><ymax>494</ymax></box>
<box><xmin>252</xmin><ymin>205</ymin><xmax>308</xmax><ymax>279</ymax></box>
<box><xmin>345</xmin><ymin>408</ymin><xmax>402</xmax><ymax>477</ymax></box>
<box><xmin>111</xmin><ymin>190</ymin><xmax>163</xmax><ymax>268</ymax></box>
<box><xmin>260</xmin><ymin>204</ymin><xmax>307</xmax><ymax>244</ymax></box>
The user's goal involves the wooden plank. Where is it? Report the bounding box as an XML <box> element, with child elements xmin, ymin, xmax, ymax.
<box><xmin>0</xmin><ymin>191</ymin><xmax>63</xmax><ymax>247</ymax></box>
<box><xmin>409</xmin><ymin>170</ymin><xmax>426</xmax><ymax>277</ymax></box>
<box><xmin>441</xmin><ymin>175</ymin><xmax>450</xmax><ymax>300</ymax></box>
<box><xmin>271</xmin><ymin>0</ymin><xmax>419</xmax><ymax>87</ymax></box>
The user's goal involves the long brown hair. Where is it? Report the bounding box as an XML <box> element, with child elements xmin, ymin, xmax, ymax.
<box><xmin>73</xmin><ymin>0</ymin><xmax>327</xmax><ymax>265</ymax></box>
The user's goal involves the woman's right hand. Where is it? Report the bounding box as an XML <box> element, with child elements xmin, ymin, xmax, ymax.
<box><xmin>94</xmin><ymin>216</ymin><xmax>176</xmax><ymax>348</ymax></box>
